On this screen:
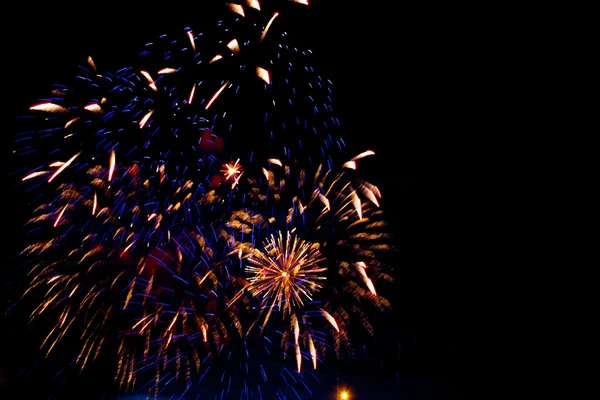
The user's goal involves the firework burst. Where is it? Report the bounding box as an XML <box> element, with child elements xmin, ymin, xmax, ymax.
<box><xmin>10</xmin><ymin>1</ymin><xmax>397</xmax><ymax>398</ymax></box>
<box><xmin>218</xmin><ymin>150</ymin><xmax>394</xmax><ymax>375</ymax></box>
<box><xmin>246</xmin><ymin>231</ymin><xmax>326</xmax><ymax>327</ymax></box>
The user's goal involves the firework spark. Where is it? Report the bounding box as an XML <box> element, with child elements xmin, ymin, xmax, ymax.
<box><xmin>222</xmin><ymin>159</ymin><xmax>243</xmax><ymax>179</ymax></box>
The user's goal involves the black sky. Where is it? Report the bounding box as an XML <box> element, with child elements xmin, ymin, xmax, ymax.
<box><xmin>3</xmin><ymin>1</ymin><xmax>464</xmax><ymax>398</ymax></box>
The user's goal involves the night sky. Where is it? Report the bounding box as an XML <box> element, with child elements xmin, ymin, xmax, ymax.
<box><xmin>2</xmin><ymin>1</ymin><xmax>464</xmax><ymax>398</ymax></box>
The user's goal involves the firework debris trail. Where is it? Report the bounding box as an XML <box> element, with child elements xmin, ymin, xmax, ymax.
<box><xmin>11</xmin><ymin>1</ymin><xmax>396</xmax><ymax>398</ymax></box>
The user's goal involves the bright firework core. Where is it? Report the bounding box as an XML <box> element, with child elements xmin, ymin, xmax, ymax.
<box><xmin>221</xmin><ymin>158</ymin><xmax>243</xmax><ymax>180</ymax></box>
<box><xmin>246</xmin><ymin>231</ymin><xmax>326</xmax><ymax>317</ymax></box>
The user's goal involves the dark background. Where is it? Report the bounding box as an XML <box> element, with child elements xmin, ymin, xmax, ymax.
<box><xmin>2</xmin><ymin>1</ymin><xmax>464</xmax><ymax>398</ymax></box>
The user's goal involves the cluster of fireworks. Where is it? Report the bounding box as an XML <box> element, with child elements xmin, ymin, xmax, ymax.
<box><xmin>12</xmin><ymin>1</ymin><xmax>395</xmax><ymax>398</ymax></box>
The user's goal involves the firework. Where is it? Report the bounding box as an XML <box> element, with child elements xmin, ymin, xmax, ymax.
<box><xmin>217</xmin><ymin>150</ymin><xmax>394</xmax><ymax>376</ymax></box>
<box><xmin>245</xmin><ymin>231</ymin><xmax>327</xmax><ymax>374</ymax></box>
<box><xmin>11</xmin><ymin>1</ymin><xmax>396</xmax><ymax>398</ymax></box>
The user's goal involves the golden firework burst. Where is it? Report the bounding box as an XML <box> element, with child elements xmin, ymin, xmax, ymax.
<box><xmin>246</xmin><ymin>231</ymin><xmax>326</xmax><ymax>322</ymax></box>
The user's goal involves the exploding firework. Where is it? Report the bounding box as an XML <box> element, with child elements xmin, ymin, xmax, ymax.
<box><xmin>11</xmin><ymin>1</ymin><xmax>396</xmax><ymax>398</ymax></box>
<box><xmin>217</xmin><ymin>150</ymin><xmax>394</xmax><ymax>376</ymax></box>
<box><xmin>245</xmin><ymin>231</ymin><xmax>328</xmax><ymax>374</ymax></box>
<box><xmin>245</xmin><ymin>231</ymin><xmax>327</xmax><ymax>324</ymax></box>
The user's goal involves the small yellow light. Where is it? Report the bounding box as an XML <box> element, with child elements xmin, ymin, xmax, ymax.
<box><xmin>341</xmin><ymin>391</ymin><xmax>348</xmax><ymax>399</ymax></box>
